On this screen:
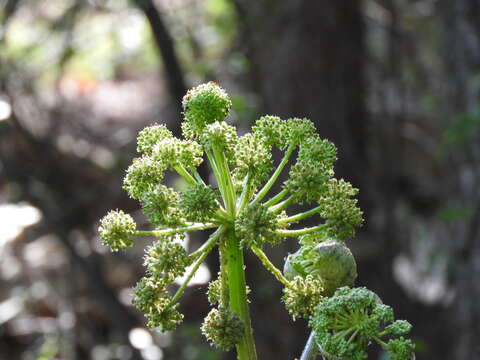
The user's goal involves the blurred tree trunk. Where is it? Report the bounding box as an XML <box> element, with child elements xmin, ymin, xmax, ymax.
<box><xmin>232</xmin><ymin>1</ymin><xmax>370</xmax><ymax>358</ymax></box>
<box><xmin>439</xmin><ymin>0</ymin><xmax>480</xmax><ymax>359</ymax></box>
<box><xmin>233</xmin><ymin>1</ymin><xmax>458</xmax><ymax>359</ymax></box>
<box><xmin>234</xmin><ymin>0</ymin><xmax>368</xmax><ymax>191</ymax></box>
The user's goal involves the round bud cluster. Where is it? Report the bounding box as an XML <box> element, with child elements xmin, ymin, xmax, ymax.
<box><xmin>200</xmin><ymin>121</ymin><xmax>238</xmax><ymax>161</ymax></box>
<box><xmin>310</xmin><ymin>287</ymin><xmax>414</xmax><ymax>360</ymax></box>
<box><xmin>386</xmin><ymin>337</ymin><xmax>415</xmax><ymax>360</ymax></box>
<box><xmin>284</xmin><ymin>117</ymin><xmax>317</xmax><ymax>145</ymax></box>
<box><xmin>182</xmin><ymin>82</ymin><xmax>232</xmax><ymax>138</ymax></box>
<box><xmin>235</xmin><ymin>203</ymin><xmax>283</xmax><ymax>247</ymax></box>
<box><xmin>141</xmin><ymin>185</ymin><xmax>184</xmax><ymax>227</ymax></box>
<box><xmin>207</xmin><ymin>275</ymin><xmax>251</xmax><ymax>306</ymax></box>
<box><xmin>137</xmin><ymin>124</ymin><xmax>173</xmax><ymax>155</ymax></box>
<box><xmin>179</xmin><ymin>184</ymin><xmax>219</xmax><ymax>223</ymax></box>
<box><xmin>144</xmin><ymin>235</ymin><xmax>191</xmax><ymax>283</ymax></box>
<box><xmin>318</xmin><ymin>178</ymin><xmax>363</xmax><ymax>241</ymax></box>
<box><xmin>207</xmin><ymin>275</ymin><xmax>222</xmax><ymax>305</ymax></box>
<box><xmin>98</xmin><ymin>210</ymin><xmax>137</xmax><ymax>251</ymax></box>
<box><xmin>133</xmin><ymin>277</ymin><xmax>183</xmax><ymax>331</ymax></box>
<box><xmin>234</xmin><ymin>133</ymin><xmax>272</xmax><ymax>188</ymax></box>
<box><xmin>252</xmin><ymin>115</ymin><xmax>288</xmax><ymax>149</ymax></box>
<box><xmin>152</xmin><ymin>137</ymin><xmax>203</xmax><ymax>171</ymax></box>
<box><xmin>201</xmin><ymin>308</ymin><xmax>245</xmax><ymax>350</ymax></box>
<box><xmin>282</xmin><ymin>275</ymin><xmax>324</xmax><ymax>320</ymax></box>
<box><xmin>123</xmin><ymin>156</ymin><xmax>165</xmax><ymax>200</ymax></box>
<box><xmin>283</xmin><ymin>240</ymin><xmax>357</xmax><ymax>296</ymax></box>
<box><xmin>284</xmin><ymin>136</ymin><xmax>337</xmax><ymax>204</ymax></box>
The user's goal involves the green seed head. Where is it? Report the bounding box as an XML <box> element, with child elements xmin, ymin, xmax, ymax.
<box><xmin>98</xmin><ymin>210</ymin><xmax>136</xmax><ymax>251</ymax></box>
<box><xmin>282</xmin><ymin>275</ymin><xmax>324</xmax><ymax>320</ymax></box>
<box><xmin>201</xmin><ymin>308</ymin><xmax>245</xmax><ymax>350</ymax></box>
<box><xmin>137</xmin><ymin>124</ymin><xmax>173</xmax><ymax>155</ymax></box>
<box><xmin>182</xmin><ymin>82</ymin><xmax>232</xmax><ymax>138</ymax></box>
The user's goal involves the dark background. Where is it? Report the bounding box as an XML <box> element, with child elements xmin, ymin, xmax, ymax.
<box><xmin>0</xmin><ymin>0</ymin><xmax>479</xmax><ymax>359</ymax></box>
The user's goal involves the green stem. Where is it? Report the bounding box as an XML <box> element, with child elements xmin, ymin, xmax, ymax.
<box><xmin>251</xmin><ymin>245</ymin><xmax>291</xmax><ymax>288</ymax></box>
<box><xmin>225</xmin><ymin>231</ymin><xmax>257</xmax><ymax>360</ymax></box>
<box><xmin>189</xmin><ymin>230</ymin><xmax>221</xmax><ymax>261</ymax></box>
<box><xmin>134</xmin><ymin>222</ymin><xmax>217</xmax><ymax>237</ymax></box>
<box><xmin>193</xmin><ymin>170</ymin><xmax>206</xmax><ymax>185</ymax></box>
<box><xmin>206</xmin><ymin>149</ymin><xmax>227</xmax><ymax>203</ymax></box>
<box><xmin>373</xmin><ymin>336</ymin><xmax>388</xmax><ymax>348</ymax></box>
<box><xmin>237</xmin><ymin>173</ymin><xmax>252</xmax><ymax>212</ymax></box>
<box><xmin>300</xmin><ymin>331</ymin><xmax>319</xmax><ymax>360</ymax></box>
<box><xmin>170</xmin><ymin>228</ymin><xmax>223</xmax><ymax>304</ymax></box>
<box><xmin>276</xmin><ymin>225</ymin><xmax>324</xmax><ymax>237</ymax></box>
<box><xmin>174</xmin><ymin>164</ymin><xmax>197</xmax><ymax>185</ymax></box>
<box><xmin>278</xmin><ymin>205</ymin><xmax>322</xmax><ymax>224</ymax></box>
<box><xmin>252</xmin><ymin>144</ymin><xmax>295</xmax><ymax>205</ymax></box>
<box><xmin>213</xmin><ymin>146</ymin><xmax>236</xmax><ymax>215</ymax></box>
<box><xmin>219</xmin><ymin>235</ymin><xmax>230</xmax><ymax>308</ymax></box>
<box><xmin>263</xmin><ymin>188</ymin><xmax>288</xmax><ymax>207</ymax></box>
<box><xmin>269</xmin><ymin>196</ymin><xmax>295</xmax><ymax>213</ymax></box>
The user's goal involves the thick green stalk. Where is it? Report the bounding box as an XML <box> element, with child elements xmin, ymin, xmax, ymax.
<box><xmin>225</xmin><ymin>231</ymin><xmax>257</xmax><ymax>360</ymax></box>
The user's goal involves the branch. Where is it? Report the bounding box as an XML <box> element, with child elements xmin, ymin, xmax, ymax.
<box><xmin>133</xmin><ymin>0</ymin><xmax>187</xmax><ymax>119</ymax></box>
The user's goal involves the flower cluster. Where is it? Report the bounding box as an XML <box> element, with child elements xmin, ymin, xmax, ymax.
<box><xmin>282</xmin><ymin>275</ymin><xmax>324</xmax><ymax>320</ymax></box>
<box><xmin>95</xmin><ymin>82</ymin><xmax>403</xmax><ymax>360</ymax></box>
<box><xmin>144</xmin><ymin>235</ymin><xmax>191</xmax><ymax>283</ymax></box>
<box><xmin>133</xmin><ymin>277</ymin><xmax>183</xmax><ymax>331</ymax></box>
<box><xmin>235</xmin><ymin>203</ymin><xmax>284</xmax><ymax>247</ymax></box>
<box><xmin>310</xmin><ymin>287</ymin><xmax>414</xmax><ymax>360</ymax></box>
<box><xmin>98</xmin><ymin>210</ymin><xmax>136</xmax><ymax>251</ymax></box>
<box><xmin>201</xmin><ymin>308</ymin><xmax>245</xmax><ymax>350</ymax></box>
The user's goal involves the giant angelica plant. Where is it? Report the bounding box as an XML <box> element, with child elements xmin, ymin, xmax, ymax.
<box><xmin>99</xmin><ymin>82</ymin><xmax>415</xmax><ymax>360</ymax></box>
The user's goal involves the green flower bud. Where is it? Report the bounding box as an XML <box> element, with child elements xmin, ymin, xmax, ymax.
<box><xmin>284</xmin><ymin>240</ymin><xmax>357</xmax><ymax>296</ymax></box>
<box><xmin>207</xmin><ymin>275</ymin><xmax>222</xmax><ymax>305</ymax></box>
<box><xmin>137</xmin><ymin>124</ymin><xmax>173</xmax><ymax>155</ymax></box>
<box><xmin>200</xmin><ymin>121</ymin><xmax>238</xmax><ymax>161</ymax></box>
<box><xmin>235</xmin><ymin>203</ymin><xmax>284</xmax><ymax>247</ymax></box>
<box><xmin>386</xmin><ymin>337</ymin><xmax>415</xmax><ymax>360</ymax></box>
<box><xmin>141</xmin><ymin>185</ymin><xmax>184</xmax><ymax>227</ymax></box>
<box><xmin>319</xmin><ymin>178</ymin><xmax>363</xmax><ymax>241</ymax></box>
<box><xmin>182</xmin><ymin>82</ymin><xmax>232</xmax><ymax>138</ymax></box>
<box><xmin>201</xmin><ymin>308</ymin><xmax>245</xmax><ymax>350</ymax></box>
<box><xmin>282</xmin><ymin>275</ymin><xmax>324</xmax><ymax>320</ymax></box>
<box><xmin>284</xmin><ymin>136</ymin><xmax>337</xmax><ymax>204</ymax></box>
<box><xmin>234</xmin><ymin>133</ymin><xmax>272</xmax><ymax>188</ymax></box>
<box><xmin>98</xmin><ymin>210</ymin><xmax>136</xmax><ymax>251</ymax></box>
<box><xmin>133</xmin><ymin>277</ymin><xmax>183</xmax><ymax>331</ymax></box>
<box><xmin>252</xmin><ymin>115</ymin><xmax>288</xmax><ymax>149</ymax></box>
<box><xmin>285</xmin><ymin>117</ymin><xmax>317</xmax><ymax>145</ymax></box>
<box><xmin>384</xmin><ymin>320</ymin><xmax>413</xmax><ymax>336</ymax></box>
<box><xmin>310</xmin><ymin>287</ymin><xmax>413</xmax><ymax>360</ymax></box>
<box><xmin>152</xmin><ymin>137</ymin><xmax>203</xmax><ymax>171</ymax></box>
<box><xmin>144</xmin><ymin>235</ymin><xmax>191</xmax><ymax>283</ymax></box>
<box><xmin>123</xmin><ymin>156</ymin><xmax>165</xmax><ymax>200</ymax></box>
<box><xmin>179</xmin><ymin>184</ymin><xmax>219</xmax><ymax>223</ymax></box>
